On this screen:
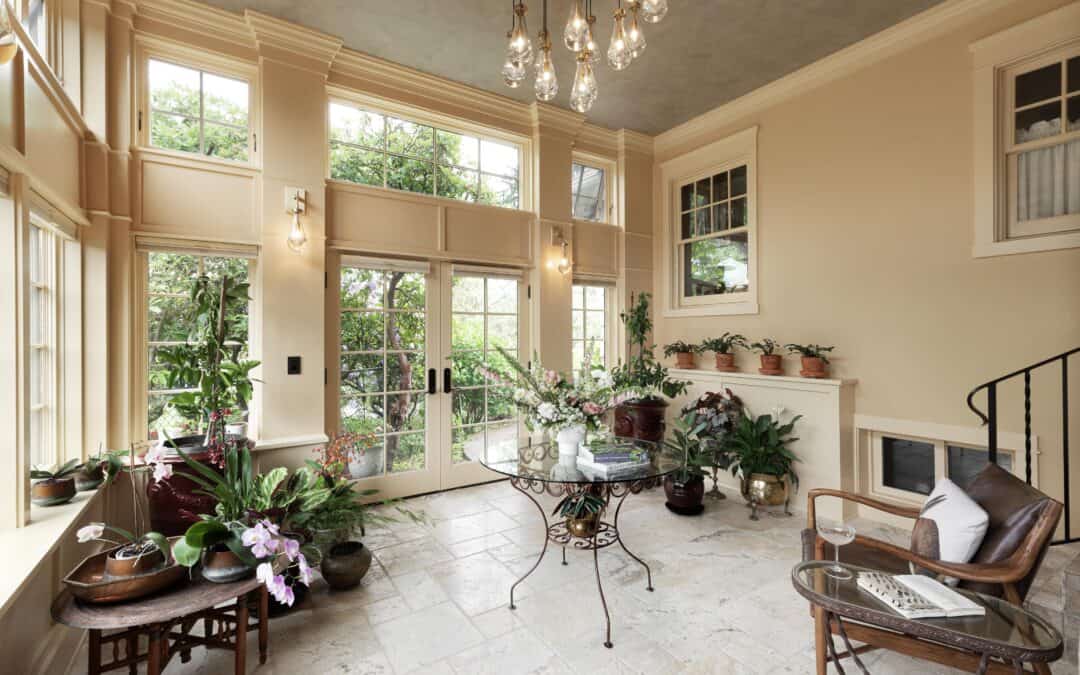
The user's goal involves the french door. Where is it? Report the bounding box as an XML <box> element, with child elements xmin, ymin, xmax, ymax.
<box><xmin>331</xmin><ymin>254</ymin><xmax>527</xmax><ymax>499</ymax></box>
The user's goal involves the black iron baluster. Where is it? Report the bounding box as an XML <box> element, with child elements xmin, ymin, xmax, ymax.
<box><xmin>1063</xmin><ymin>357</ymin><xmax>1071</xmax><ymax>543</ymax></box>
<box><xmin>1024</xmin><ymin>370</ymin><xmax>1031</xmax><ymax>485</ymax></box>
<box><xmin>987</xmin><ymin>382</ymin><xmax>998</xmax><ymax>465</ymax></box>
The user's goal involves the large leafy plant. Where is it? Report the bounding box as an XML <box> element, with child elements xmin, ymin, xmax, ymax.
<box><xmin>662</xmin><ymin>411</ymin><xmax>713</xmax><ymax>483</ymax></box>
<box><xmin>610</xmin><ymin>293</ymin><xmax>689</xmax><ymax>401</ymax></box>
<box><xmin>726</xmin><ymin>413</ymin><xmax>802</xmax><ymax>488</ymax></box>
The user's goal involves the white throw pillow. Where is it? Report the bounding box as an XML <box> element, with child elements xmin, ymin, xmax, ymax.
<box><xmin>915</xmin><ymin>478</ymin><xmax>989</xmax><ymax>566</ymax></box>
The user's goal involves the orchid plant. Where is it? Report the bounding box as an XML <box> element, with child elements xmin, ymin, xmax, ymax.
<box><xmin>75</xmin><ymin>523</ymin><xmax>170</xmax><ymax>563</ymax></box>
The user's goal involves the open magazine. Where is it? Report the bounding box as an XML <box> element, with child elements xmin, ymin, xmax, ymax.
<box><xmin>857</xmin><ymin>572</ymin><xmax>986</xmax><ymax>619</ymax></box>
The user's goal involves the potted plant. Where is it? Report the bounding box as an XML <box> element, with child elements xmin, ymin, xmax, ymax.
<box><xmin>786</xmin><ymin>343</ymin><xmax>834</xmax><ymax>378</ymax></box>
<box><xmin>726</xmin><ymin>412</ymin><xmax>801</xmax><ymax>520</ymax></box>
<box><xmin>661</xmin><ymin>412</ymin><xmax>712</xmax><ymax>515</ymax></box>
<box><xmin>552</xmin><ymin>490</ymin><xmax>607</xmax><ymax>538</ymax></box>
<box><xmin>74</xmin><ymin>447</ymin><xmax>124</xmax><ymax>492</ymax></box>
<box><xmin>30</xmin><ymin>459</ymin><xmax>81</xmax><ymax>506</ymax></box>
<box><xmin>680</xmin><ymin>389</ymin><xmax>744</xmax><ymax>499</ymax></box>
<box><xmin>701</xmin><ymin>333</ymin><xmax>747</xmax><ymax>372</ymax></box>
<box><xmin>610</xmin><ymin>293</ymin><xmax>689</xmax><ymax>443</ymax></box>
<box><xmin>750</xmin><ymin>338</ymin><xmax>783</xmax><ymax>376</ymax></box>
<box><xmin>76</xmin><ymin>523</ymin><xmax>172</xmax><ymax>577</ymax></box>
<box><xmin>663</xmin><ymin>341</ymin><xmax>700</xmax><ymax>369</ymax></box>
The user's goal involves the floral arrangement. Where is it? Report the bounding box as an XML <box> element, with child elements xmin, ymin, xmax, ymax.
<box><xmin>483</xmin><ymin>345</ymin><xmax>632</xmax><ymax>433</ymax></box>
<box><xmin>310</xmin><ymin>431</ymin><xmax>377</xmax><ymax>480</ymax></box>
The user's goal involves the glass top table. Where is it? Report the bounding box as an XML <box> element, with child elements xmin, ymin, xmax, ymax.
<box><xmin>478</xmin><ymin>436</ymin><xmax>681</xmax><ymax>486</ymax></box>
<box><xmin>792</xmin><ymin>560</ymin><xmax>1063</xmax><ymax>672</ymax></box>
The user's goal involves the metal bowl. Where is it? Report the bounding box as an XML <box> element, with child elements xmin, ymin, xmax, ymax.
<box><xmin>63</xmin><ymin>538</ymin><xmax>188</xmax><ymax>604</ymax></box>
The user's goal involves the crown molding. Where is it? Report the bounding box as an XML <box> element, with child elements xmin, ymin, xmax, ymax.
<box><xmin>530</xmin><ymin>102</ymin><xmax>586</xmax><ymax>139</ymax></box>
<box><xmin>654</xmin><ymin>0</ymin><xmax>1018</xmax><ymax>158</ymax></box>
<box><xmin>574</xmin><ymin>123</ymin><xmax>619</xmax><ymax>155</ymax></box>
<box><xmin>969</xmin><ymin>1</ymin><xmax>1080</xmax><ymax>67</ymax></box>
<box><xmin>616</xmin><ymin>129</ymin><xmax>654</xmax><ymax>156</ymax></box>
<box><xmin>245</xmin><ymin>10</ymin><xmax>342</xmax><ymax>76</ymax></box>
<box><xmin>134</xmin><ymin>0</ymin><xmax>251</xmax><ymax>47</ymax></box>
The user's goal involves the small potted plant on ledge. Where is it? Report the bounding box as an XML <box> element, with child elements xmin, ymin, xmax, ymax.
<box><xmin>30</xmin><ymin>459</ymin><xmax>82</xmax><ymax>506</ymax></box>
<box><xmin>662</xmin><ymin>412</ymin><xmax>712</xmax><ymax>515</ymax></box>
<box><xmin>726</xmin><ymin>412</ymin><xmax>801</xmax><ymax>520</ymax></box>
<box><xmin>750</xmin><ymin>338</ymin><xmax>783</xmax><ymax>376</ymax></box>
<box><xmin>74</xmin><ymin>447</ymin><xmax>125</xmax><ymax>492</ymax></box>
<box><xmin>701</xmin><ymin>333</ymin><xmax>747</xmax><ymax>372</ymax></box>
<box><xmin>552</xmin><ymin>489</ymin><xmax>607</xmax><ymax>538</ymax></box>
<box><xmin>785</xmin><ymin>343</ymin><xmax>834</xmax><ymax>378</ymax></box>
<box><xmin>663</xmin><ymin>340</ymin><xmax>701</xmax><ymax>369</ymax></box>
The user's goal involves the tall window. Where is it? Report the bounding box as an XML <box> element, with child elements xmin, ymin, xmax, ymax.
<box><xmin>147</xmin><ymin>59</ymin><xmax>251</xmax><ymax>162</ymax></box>
<box><xmin>571</xmin><ymin>284</ymin><xmax>607</xmax><ymax>370</ymax></box>
<box><xmin>329</xmin><ymin>101</ymin><xmax>522</xmax><ymax>209</ymax></box>
<box><xmin>1006</xmin><ymin>49</ymin><xmax>1080</xmax><ymax>239</ymax></box>
<box><xmin>22</xmin><ymin>0</ymin><xmax>46</xmax><ymax>50</ymax></box>
<box><xmin>28</xmin><ymin>223</ymin><xmax>56</xmax><ymax>468</ymax></box>
<box><xmin>678</xmin><ymin>164</ymin><xmax>750</xmax><ymax>300</ymax></box>
<box><xmin>145</xmin><ymin>252</ymin><xmax>250</xmax><ymax>439</ymax></box>
<box><xmin>571</xmin><ymin>162</ymin><xmax>607</xmax><ymax>221</ymax></box>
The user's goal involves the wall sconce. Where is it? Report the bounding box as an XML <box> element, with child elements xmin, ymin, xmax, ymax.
<box><xmin>549</xmin><ymin>227</ymin><xmax>572</xmax><ymax>276</ymax></box>
<box><xmin>285</xmin><ymin>187</ymin><xmax>307</xmax><ymax>254</ymax></box>
<box><xmin>0</xmin><ymin>6</ymin><xmax>18</xmax><ymax>66</ymax></box>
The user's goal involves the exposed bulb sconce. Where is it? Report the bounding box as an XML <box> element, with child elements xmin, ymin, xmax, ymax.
<box><xmin>549</xmin><ymin>227</ymin><xmax>572</xmax><ymax>276</ymax></box>
<box><xmin>0</xmin><ymin>6</ymin><xmax>17</xmax><ymax>66</ymax></box>
<box><xmin>285</xmin><ymin>187</ymin><xmax>307</xmax><ymax>254</ymax></box>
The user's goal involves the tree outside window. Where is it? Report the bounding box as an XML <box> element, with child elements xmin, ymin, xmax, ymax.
<box><xmin>148</xmin><ymin>59</ymin><xmax>250</xmax><ymax>162</ymax></box>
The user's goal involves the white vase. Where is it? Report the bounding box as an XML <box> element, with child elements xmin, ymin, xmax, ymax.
<box><xmin>555</xmin><ymin>425</ymin><xmax>586</xmax><ymax>461</ymax></box>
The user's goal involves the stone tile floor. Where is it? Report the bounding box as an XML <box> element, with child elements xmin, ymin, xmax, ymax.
<box><xmin>72</xmin><ymin>481</ymin><xmax>1078</xmax><ymax>674</ymax></box>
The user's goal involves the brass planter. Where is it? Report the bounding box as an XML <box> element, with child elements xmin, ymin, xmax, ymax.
<box><xmin>200</xmin><ymin>547</ymin><xmax>253</xmax><ymax>583</ymax></box>
<box><xmin>565</xmin><ymin>514</ymin><xmax>600</xmax><ymax>538</ymax></box>
<box><xmin>744</xmin><ymin>473</ymin><xmax>791</xmax><ymax>521</ymax></box>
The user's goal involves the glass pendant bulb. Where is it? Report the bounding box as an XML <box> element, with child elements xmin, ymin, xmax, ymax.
<box><xmin>287</xmin><ymin>211</ymin><xmax>307</xmax><ymax>253</ymax></box>
<box><xmin>534</xmin><ymin>34</ymin><xmax>558</xmax><ymax>102</ymax></box>
<box><xmin>582</xmin><ymin>14</ymin><xmax>599</xmax><ymax>64</ymax></box>
<box><xmin>502</xmin><ymin>55</ymin><xmax>526</xmax><ymax>88</ymax></box>
<box><xmin>640</xmin><ymin>0</ymin><xmax>668</xmax><ymax>24</ymax></box>
<box><xmin>506</xmin><ymin>3</ymin><xmax>534</xmax><ymax>65</ymax></box>
<box><xmin>606</xmin><ymin>8</ymin><xmax>633</xmax><ymax>71</ymax></box>
<box><xmin>569</xmin><ymin>52</ymin><xmax>598</xmax><ymax>113</ymax></box>
<box><xmin>626</xmin><ymin>5</ymin><xmax>646</xmax><ymax>59</ymax></box>
<box><xmin>563</xmin><ymin>0</ymin><xmax>587</xmax><ymax>52</ymax></box>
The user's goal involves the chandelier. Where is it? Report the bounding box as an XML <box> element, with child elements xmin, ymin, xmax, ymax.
<box><xmin>501</xmin><ymin>0</ymin><xmax>669</xmax><ymax>113</ymax></box>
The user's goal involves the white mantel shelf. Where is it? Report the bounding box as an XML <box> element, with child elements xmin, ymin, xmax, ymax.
<box><xmin>668</xmin><ymin>367</ymin><xmax>858</xmax><ymax>522</ymax></box>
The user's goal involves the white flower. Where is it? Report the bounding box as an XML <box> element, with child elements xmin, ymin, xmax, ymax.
<box><xmin>76</xmin><ymin>523</ymin><xmax>105</xmax><ymax>543</ymax></box>
<box><xmin>152</xmin><ymin>461</ymin><xmax>173</xmax><ymax>482</ymax></box>
<box><xmin>537</xmin><ymin>403</ymin><xmax>556</xmax><ymax>420</ymax></box>
<box><xmin>256</xmin><ymin>561</ymin><xmax>275</xmax><ymax>585</ymax></box>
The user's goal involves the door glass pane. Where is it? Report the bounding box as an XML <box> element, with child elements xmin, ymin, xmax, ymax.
<box><xmin>881</xmin><ymin>436</ymin><xmax>934</xmax><ymax>495</ymax></box>
<box><xmin>947</xmin><ymin>446</ymin><xmax>1013</xmax><ymax>490</ymax></box>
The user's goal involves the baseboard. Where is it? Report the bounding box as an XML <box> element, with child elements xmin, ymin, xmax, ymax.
<box><xmin>32</xmin><ymin>622</ymin><xmax>85</xmax><ymax>675</ymax></box>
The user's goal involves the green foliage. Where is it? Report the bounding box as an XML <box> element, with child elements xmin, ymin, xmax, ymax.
<box><xmin>289</xmin><ymin>466</ymin><xmax>425</xmax><ymax>537</ymax></box>
<box><xmin>611</xmin><ymin>293</ymin><xmax>689</xmax><ymax>401</ymax></box>
<box><xmin>785</xmin><ymin>343</ymin><xmax>834</xmax><ymax>363</ymax></box>
<box><xmin>726</xmin><ymin>413</ymin><xmax>802</xmax><ymax>489</ymax></box>
<box><xmin>662</xmin><ymin>341</ymin><xmax>700</xmax><ymax>357</ymax></box>
<box><xmin>663</xmin><ymin>411</ymin><xmax>713</xmax><ymax>483</ymax></box>
<box><xmin>749</xmin><ymin>338</ymin><xmax>779</xmax><ymax>355</ymax></box>
<box><xmin>552</xmin><ymin>491</ymin><xmax>607</xmax><ymax>519</ymax></box>
<box><xmin>150</xmin><ymin>81</ymin><xmax>248</xmax><ymax>161</ymax></box>
<box><xmin>701</xmin><ymin>332</ymin><xmax>747</xmax><ymax>354</ymax></box>
<box><xmin>30</xmin><ymin>458</ymin><xmax>82</xmax><ymax>481</ymax></box>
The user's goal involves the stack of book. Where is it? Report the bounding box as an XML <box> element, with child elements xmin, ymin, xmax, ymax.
<box><xmin>576</xmin><ymin>441</ymin><xmax>650</xmax><ymax>478</ymax></box>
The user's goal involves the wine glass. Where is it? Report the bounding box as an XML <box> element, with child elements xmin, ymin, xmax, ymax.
<box><xmin>817</xmin><ymin>523</ymin><xmax>856</xmax><ymax>580</ymax></box>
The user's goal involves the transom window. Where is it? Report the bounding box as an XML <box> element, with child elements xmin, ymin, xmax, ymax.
<box><xmin>571</xmin><ymin>284</ymin><xmax>608</xmax><ymax>370</ymax></box>
<box><xmin>875</xmin><ymin>432</ymin><xmax>1017</xmax><ymax>499</ymax></box>
<box><xmin>678</xmin><ymin>164</ymin><xmax>749</xmax><ymax>299</ymax></box>
<box><xmin>329</xmin><ymin>101</ymin><xmax>521</xmax><ymax>209</ymax></box>
<box><xmin>571</xmin><ymin>162</ymin><xmax>607</xmax><ymax>222</ymax></box>
<box><xmin>147</xmin><ymin>59</ymin><xmax>251</xmax><ymax>162</ymax></box>
<box><xmin>21</xmin><ymin>0</ymin><xmax>46</xmax><ymax>51</ymax></box>
<box><xmin>1005</xmin><ymin>48</ymin><xmax>1080</xmax><ymax>239</ymax></box>
<box><xmin>28</xmin><ymin>223</ymin><xmax>56</xmax><ymax>468</ymax></box>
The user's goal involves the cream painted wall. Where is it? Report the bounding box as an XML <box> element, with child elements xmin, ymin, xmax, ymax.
<box><xmin>652</xmin><ymin>0</ymin><xmax>1080</xmax><ymax>527</ymax></box>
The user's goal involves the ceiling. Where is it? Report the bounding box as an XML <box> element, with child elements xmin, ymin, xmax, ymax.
<box><xmin>201</xmin><ymin>0</ymin><xmax>944</xmax><ymax>135</ymax></box>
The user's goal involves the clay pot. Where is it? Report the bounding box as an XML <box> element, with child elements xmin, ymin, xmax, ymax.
<box><xmin>31</xmin><ymin>477</ymin><xmax>76</xmax><ymax>506</ymax></box>
<box><xmin>714</xmin><ymin>353</ymin><xmax>737</xmax><ymax>372</ymax></box>
<box><xmin>799</xmin><ymin>356</ymin><xmax>828</xmax><ymax>379</ymax></box>
<box><xmin>200</xmin><ymin>546</ymin><xmax>252</xmax><ymax>583</ymax></box>
<box><xmin>758</xmin><ymin>354</ymin><xmax>783</xmax><ymax>376</ymax></box>
<box><xmin>663</xmin><ymin>475</ymin><xmax>705</xmax><ymax>514</ymax></box>
<box><xmin>321</xmin><ymin>541</ymin><xmax>373</xmax><ymax>590</ymax></box>
<box><xmin>565</xmin><ymin>514</ymin><xmax>601</xmax><ymax>538</ymax></box>
<box><xmin>104</xmin><ymin>543</ymin><xmax>166</xmax><ymax>578</ymax></box>
<box><xmin>613</xmin><ymin>399</ymin><xmax>668</xmax><ymax>443</ymax></box>
<box><xmin>674</xmin><ymin>351</ymin><xmax>696</xmax><ymax>369</ymax></box>
<box><xmin>75</xmin><ymin>463</ymin><xmax>106</xmax><ymax>492</ymax></box>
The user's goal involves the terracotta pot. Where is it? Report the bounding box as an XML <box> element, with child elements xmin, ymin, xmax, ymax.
<box><xmin>75</xmin><ymin>463</ymin><xmax>106</xmax><ymax>491</ymax></box>
<box><xmin>321</xmin><ymin>541</ymin><xmax>373</xmax><ymax>591</ymax></box>
<box><xmin>748</xmin><ymin>473</ymin><xmax>789</xmax><ymax>507</ymax></box>
<box><xmin>104</xmin><ymin>544</ymin><xmax>166</xmax><ymax>578</ymax></box>
<box><xmin>31</xmin><ymin>477</ymin><xmax>76</xmax><ymax>506</ymax></box>
<box><xmin>565</xmin><ymin>514</ymin><xmax>601</xmax><ymax>538</ymax></box>
<box><xmin>146</xmin><ymin>435</ymin><xmax>224</xmax><ymax>536</ymax></box>
<box><xmin>800</xmin><ymin>356</ymin><xmax>828</xmax><ymax>378</ymax></box>
<box><xmin>200</xmin><ymin>546</ymin><xmax>252</xmax><ymax>583</ymax></box>
<box><xmin>613</xmin><ymin>399</ymin><xmax>668</xmax><ymax>443</ymax></box>
<box><xmin>758</xmin><ymin>354</ymin><xmax>783</xmax><ymax>375</ymax></box>
<box><xmin>674</xmin><ymin>351</ymin><xmax>696</xmax><ymax>369</ymax></box>
<box><xmin>663</xmin><ymin>474</ymin><xmax>705</xmax><ymax>513</ymax></box>
<box><xmin>714</xmin><ymin>352</ymin><xmax>737</xmax><ymax>372</ymax></box>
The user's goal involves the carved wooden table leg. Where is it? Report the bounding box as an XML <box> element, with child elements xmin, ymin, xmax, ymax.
<box><xmin>146</xmin><ymin>624</ymin><xmax>163</xmax><ymax>675</ymax></box>
<box><xmin>88</xmin><ymin>629</ymin><xmax>102</xmax><ymax>675</ymax></box>
<box><xmin>126</xmin><ymin>632</ymin><xmax>138</xmax><ymax>675</ymax></box>
<box><xmin>258</xmin><ymin>586</ymin><xmax>269</xmax><ymax>664</ymax></box>
<box><xmin>235</xmin><ymin>594</ymin><xmax>249</xmax><ymax>674</ymax></box>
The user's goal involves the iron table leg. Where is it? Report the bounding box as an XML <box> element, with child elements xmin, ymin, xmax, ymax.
<box><xmin>593</xmin><ymin>530</ymin><xmax>613</xmax><ymax>648</ymax></box>
<box><xmin>508</xmin><ymin>479</ymin><xmax>550</xmax><ymax>610</ymax></box>
<box><xmin>613</xmin><ymin>490</ymin><xmax>653</xmax><ymax>591</ymax></box>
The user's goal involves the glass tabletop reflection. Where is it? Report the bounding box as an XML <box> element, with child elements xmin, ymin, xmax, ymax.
<box><xmin>478</xmin><ymin>435</ymin><xmax>683</xmax><ymax>485</ymax></box>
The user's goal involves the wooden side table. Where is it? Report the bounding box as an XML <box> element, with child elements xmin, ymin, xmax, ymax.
<box><xmin>52</xmin><ymin>576</ymin><xmax>268</xmax><ymax>675</ymax></box>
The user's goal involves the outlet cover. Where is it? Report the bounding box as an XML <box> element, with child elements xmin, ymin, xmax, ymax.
<box><xmin>287</xmin><ymin>356</ymin><xmax>301</xmax><ymax>375</ymax></box>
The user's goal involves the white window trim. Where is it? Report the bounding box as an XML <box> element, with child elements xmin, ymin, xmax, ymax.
<box><xmin>134</xmin><ymin>37</ymin><xmax>260</xmax><ymax>169</ymax></box>
<box><xmin>970</xmin><ymin>2</ymin><xmax>1080</xmax><ymax>257</ymax></box>
<box><xmin>570</xmin><ymin>282</ymin><xmax>614</xmax><ymax>369</ymax></box>
<box><xmin>571</xmin><ymin>153</ymin><xmax>616</xmax><ymax>225</ymax></box>
<box><xmin>327</xmin><ymin>88</ymin><xmax>533</xmax><ymax>212</ymax></box>
<box><xmin>659</xmin><ymin>126</ymin><xmax>758</xmax><ymax>317</ymax></box>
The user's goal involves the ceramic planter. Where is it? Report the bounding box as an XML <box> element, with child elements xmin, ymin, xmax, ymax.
<box><xmin>146</xmin><ymin>436</ymin><xmax>221</xmax><ymax>536</ymax></box>
<box><xmin>555</xmin><ymin>425</ymin><xmax>586</xmax><ymax>460</ymax></box>
<box><xmin>104</xmin><ymin>544</ymin><xmax>166</xmax><ymax>578</ymax></box>
<box><xmin>75</xmin><ymin>463</ymin><xmax>106</xmax><ymax>492</ymax></box>
<box><xmin>758</xmin><ymin>354</ymin><xmax>783</xmax><ymax>375</ymax></box>
<box><xmin>321</xmin><ymin>541</ymin><xmax>373</xmax><ymax>590</ymax></box>
<box><xmin>663</xmin><ymin>474</ymin><xmax>705</xmax><ymax>515</ymax></box>
<box><xmin>31</xmin><ymin>477</ymin><xmax>76</xmax><ymax>506</ymax></box>
<box><xmin>714</xmin><ymin>353</ymin><xmax>738</xmax><ymax>372</ymax></box>
<box><xmin>200</xmin><ymin>546</ymin><xmax>252</xmax><ymax>583</ymax></box>
<box><xmin>799</xmin><ymin>356</ymin><xmax>828</xmax><ymax>378</ymax></box>
<box><xmin>613</xmin><ymin>399</ymin><xmax>668</xmax><ymax>443</ymax></box>
<box><xmin>565</xmin><ymin>514</ymin><xmax>601</xmax><ymax>538</ymax></box>
<box><xmin>674</xmin><ymin>351</ymin><xmax>697</xmax><ymax>369</ymax></box>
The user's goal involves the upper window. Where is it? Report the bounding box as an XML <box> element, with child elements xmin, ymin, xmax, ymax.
<box><xmin>571</xmin><ymin>162</ymin><xmax>607</xmax><ymax>222</ymax></box>
<box><xmin>28</xmin><ymin>222</ymin><xmax>56</xmax><ymax>468</ymax></box>
<box><xmin>21</xmin><ymin>0</ymin><xmax>46</xmax><ymax>51</ymax></box>
<box><xmin>1005</xmin><ymin>49</ymin><xmax>1080</xmax><ymax>239</ymax></box>
<box><xmin>329</xmin><ymin>101</ymin><xmax>522</xmax><ymax>209</ymax></box>
<box><xmin>571</xmin><ymin>284</ymin><xmax>609</xmax><ymax>370</ymax></box>
<box><xmin>147</xmin><ymin>59</ymin><xmax>251</xmax><ymax>162</ymax></box>
<box><xmin>678</xmin><ymin>164</ymin><xmax>749</xmax><ymax>300</ymax></box>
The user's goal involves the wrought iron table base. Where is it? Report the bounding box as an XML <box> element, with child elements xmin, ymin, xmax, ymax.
<box><xmin>507</xmin><ymin>476</ymin><xmax>656</xmax><ymax>648</ymax></box>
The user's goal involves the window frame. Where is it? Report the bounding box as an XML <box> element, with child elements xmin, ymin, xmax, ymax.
<box><xmin>27</xmin><ymin>214</ymin><xmax>59</xmax><ymax>471</ymax></box>
<box><xmin>326</xmin><ymin>89</ymin><xmax>533</xmax><ymax>212</ymax></box>
<box><xmin>570</xmin><ymin>282</ymin><xmax>613</xmax><ymax>369</ymax></box>
<box><xmin>134</xmin><ymin>39</ymin><xmax>259</xmax><ymax>167</ymax></box>
<box><xmin>570</xmin><ymin>154</ymin><xmax>615</xmax><ymax>224</ymax></box>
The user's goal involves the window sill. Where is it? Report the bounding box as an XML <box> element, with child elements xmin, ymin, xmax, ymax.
<box><xmin>662</xmin><ymin>299</ymin><xmax>759</xmax><ymax>318</ymax></box>
<box><xmin>0</xmin><ymin>489</ymin><xmax>105</xmax><ymax>616</ymax></box>
<box><xmin>132</xmin><ymin>146</ymin><xmax>261</xmax><ymax>176</ymax></box>
<box><xmin>973</xmin><ymin>230</ymin><xmax>1080</xmax><ymax>258</ymax></box>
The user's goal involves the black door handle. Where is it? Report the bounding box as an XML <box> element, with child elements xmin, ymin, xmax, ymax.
<box><xmin>427</xmin><ymin>368</ymin><xmax>436</xmax><ymax>395</ymax></box>
<box><xmin>443</xmin><ymin>367</ymin><xmax>452</xmax><ymax>394</ymax></box>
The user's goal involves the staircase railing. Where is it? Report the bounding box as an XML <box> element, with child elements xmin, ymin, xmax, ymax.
<box><xmin>966</xmin><ymin>347</ymin><xmax>1079</xmax><ymax>545</ymax></box>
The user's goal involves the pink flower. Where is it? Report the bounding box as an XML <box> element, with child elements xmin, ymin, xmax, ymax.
<box><xmin>582</xmin><ymin>402</ymin><xmax>604</xmax><ymax>416</ymax></box>
<box><xmin>296</xmin><ymin>553</ymin><xmax>314</xmax><ymax>585</ymax></box>
<box><xmin>280</xmin><ymin>584</ymin><xmax>295</xmax><ymax>606</ymax></box>
<box><xmin>242</xmin><ymin>522</ymin><xmax>275</xmax><ymax>559</ymax></box>
<box><xmin>283</xmin><ymin>537</ymin><xmax>300</xmax><ymax>562</ymax></box>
